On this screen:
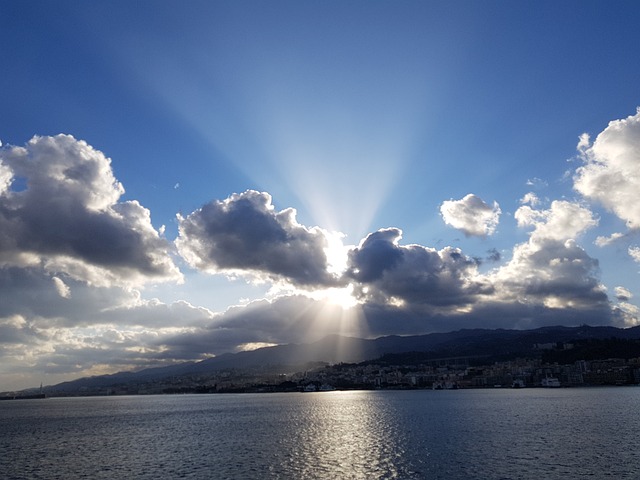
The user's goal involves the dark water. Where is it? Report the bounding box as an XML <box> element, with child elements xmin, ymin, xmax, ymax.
<box><xmin>1</xmin><ymin>388</ymin><xmax>639</xmax><ymax>479</ymax></box>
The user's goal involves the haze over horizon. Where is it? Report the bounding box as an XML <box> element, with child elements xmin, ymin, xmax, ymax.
<box><xmin>2</xmin><ymin>1</ymin><xmax>640</xmax><ymax>391</ymax></box>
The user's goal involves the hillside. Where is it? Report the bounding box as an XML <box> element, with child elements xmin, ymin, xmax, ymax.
<box><xmin>35</xmin><ymin>324</ymin><xmax>640</xmax><ymax>395</ymax></box>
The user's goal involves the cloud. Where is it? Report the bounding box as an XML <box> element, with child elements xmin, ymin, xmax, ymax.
<box><xmin>520</xmin><ymin>192</ymin><xmax>541</xmax><ymax>207</ymax></box>
<box><xmin>159</xmin><ymin>295</ymin><xmax>323</xmax><ymax>357</ymax></box>
<box><xmin>0</xmin><ymin>161</ymin><xmax>12</xmax><ymax>195</ymax></box>
<box><xmin>97</xmin><ymin>298</ymin><xmax>215</xmax><ymax>328</ymax></box>
<box><xmin>0</xmin><ymin>266</ymin><xmax>139</xmax><ymax>327</ymax></box>
<box><xmin>615</xmin><ymin>286</ymin><xmax>632</xmax><ymax>302</ymax></box>
<box><xmin>485</xmin><ymin>248</ymin><xmax>501</xmax><ymax>263</ymax></box>
<box><xmin>52</xmin><ymin>276</ymin><xmax>71</xmax><ymax>299</ymax></box>
<box><xmin>595</xmin><ymin>232</ymin><xmax>625</xmax><ymax>247</ymax></box>
<box><xmin>176</xmin><ymin>190</ymin><xmax>339</xmax><ymax>286</ymax></box>
<box><xmin>0</xmin><ymin>135</ymin><xmax>181</xmax><ymax>287</ymax></box>
<box><xmin>346</xmin><ymin>228</ymin><xmax>492</xmax><ymax>311</ymax></box>
<box><xmin>0</xmin><ymin>131</ymin><xmax>634</xmax><ymax>391</ymax></box>
<box><xmin>629</xmin><ymin>246</ymin><xmax>640</xmax><ymax>263</ymax></box>
<box><xmin>150</xmin><ymin>195</ymin><xmax>629</xmax><ymax>356</ymax></box>
<box><xmin>574</xmin><ymin>108</ymin><xmax>640</xmax><ymax>229</ymax></box>
<box><xmin>525</xmin><ymin>177</ymin><xmax>548</xmax><ymax>189</ymax></box>
<box><xmin>0</xmin><ymin>276</ymin><xmax>216</xmax><ymax>389</ymax></box>
<box><xmin>491</xmin><ymin>201</ymin><xmax>607</xmax><ymax>311</ymax></box>
<box><xmin>440</xmin><ymin>194</ymin><xmax>501</xmax><ymax>237</ymax></box>
<box><xmin>613</xmin><ymin>300</ymin><xmax>640</xmax><ymax>327</ymax></box>
<box><xmin>514</xmin><ymin>200</ymin><xmax>597</xmax><ymax>242</ymax></box>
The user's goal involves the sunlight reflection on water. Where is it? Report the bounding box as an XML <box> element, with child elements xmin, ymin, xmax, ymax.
<box><xmin>2</xmin><ymin>388</ymin><xmax>640</xmax><ymax>479</ymax></box>
<box><xmin>272</xmin><ymin>391</ymin><xmax>409</xmax><ymax>479</ymax></box>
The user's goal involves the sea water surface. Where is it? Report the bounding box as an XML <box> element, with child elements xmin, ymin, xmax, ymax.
<box><xmin>1</xmin><ymin>388</ymin><xmax>639</xmax><ymax>479</ymax></box>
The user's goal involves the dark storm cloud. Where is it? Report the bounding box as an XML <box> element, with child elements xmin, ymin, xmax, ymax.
<box><xmin>346</xmin><ymin>228</ymin><xmax>492</xmax><ymax>309</ymax></box>
<box><xmin>176</xmin><ymin>190</ymin><xmax>338</xmax><ymax>286</ymax></box>
<box><xmin>0</xmin><ymin>135</ymin><xmax>180</xmax><ymax>285</ymax></box>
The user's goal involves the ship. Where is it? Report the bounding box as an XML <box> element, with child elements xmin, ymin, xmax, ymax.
<box><xmin>541</xmin><ymin>377</ymin><xmax>561</xmax><ymax>388</ymax></box>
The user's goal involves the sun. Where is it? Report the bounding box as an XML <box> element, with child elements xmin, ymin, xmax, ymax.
<box><xmin>324</xmin><ymin>230</ymin><xmax>350</xmax><ymax>276</ymax></box>
<box><xmin>317</xmin><ymin>284</ymin><xmax>360</xmax><ymax>309</ymax></box>
<box><xmin>318</xmin><ymin>231</ymin><xmax>360</xmax><ymax>308</ymax></box>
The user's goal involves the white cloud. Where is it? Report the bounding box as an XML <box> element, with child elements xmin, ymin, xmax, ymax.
<box><xmin>614</xmin><ymin>302</ymin><xmax>640</xmax><ymax>327</ymax></box>
<box><xmin>0</xmin><ymin>135</ymin><xmax>181</xmax><ymax>287</ymax></box>
<box><xmin>0</xmin><ymin>135</ymin><xmax>193</xmax><ymax>389</ymax></box>
<box><xmin>615</xmin><ymin>286</ymin><xmax>632</xmax><ymax>301</ymax></box>
<box><xmin>595</xmin><ymin>232</ymin><xmax>625</xmax><ymax>247</ymax></box>
<box><xmin>52</xmin><ymin>276</ymin><xmax>71</xmax><ymax>299</ymax></box>
<box><xmin>0</xmin><ymin>161</ymin><xmax>11</xmax><ymax>195</ymax></box>
<box><xmin>491</xmin><ymin>201</ymin><xmax>607</xmax><ymax>311</ymax></box>
<box><xmin>440</xmin><ymin>194</ymin><xmax>501</xmax><ymax>237</ymax></box>
<box><xmin>515</xmin><ymin>200</ymin><xmax>597</xmax><ymax>242</ymax></box>
<box><xmin>526</xmin><ymin>177</ymin><xmax>548</xmax><ymax>189</ymax></box>
<box><xmin>520</xmin><ymin>192</ymin><xmax>541</xmax><ymax>207</ymax></box>
<box><xmin>574</xmin><ymin>108</ymin><xmax>640</xmax><ymax>229</ymax></box>
<box><xmin>629</xmin><ymin>246</ymin><xmax>640</xmax><ymax>263</ymax></box>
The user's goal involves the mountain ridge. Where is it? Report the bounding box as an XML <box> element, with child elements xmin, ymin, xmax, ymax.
<box><xmin>35</xmin><ymin>324</ymin><xmax>640</xmax><ymax>394</ymax></box>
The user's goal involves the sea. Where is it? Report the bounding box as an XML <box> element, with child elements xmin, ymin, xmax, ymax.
<box><xmin>1</xmin><ymin>387</ymin><xmax>638</xmax><ymax>479</ymax></box>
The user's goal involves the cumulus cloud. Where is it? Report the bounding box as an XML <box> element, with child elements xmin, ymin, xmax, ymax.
<box><xmin>514</xmin><ymin>200</ymin><xmax>597</xmax><ymax>242</ymax></box>
<box><xmin>0</xmin><ymin>161</ymin><xmax>12</xmax><ymax>194</ymax></box>
<box><xmin>613</xmin><ymin>300</ymin><xmax>640</xmax><ymax>327</ymax></box>
<box><xmin>0</xmin><ymin>135</ymin><xmax>181</xmax><ymax>286</ymax></box>
<box><xmin>52</xmin><ymin>276</ymin><xmax>71</xmax><ymax>299</ymax></box>
<box><xmin>615</xmin><ymin>286</ymin><xmax>632</xmax><ymax>302</ymax></box>
<box><xmin>346</xmin><ymin>228</ymin><xmax>491</xmax><ymax>311</ymax></box>
<box><xmin>595</xmin><ymin>232</ymin><xmax>625</xmax><ymax>247</ymax></box>
<box><xmin>574</xmin><ymin>108</ymin><xmax>640</xmax><ymax>229</ymax></box>
<box><xmin>159</xmin><ymin>201</ymin><xmax>629</xmax><ymax>356</ymax></box>
<box><xmin>440</xmin><ymin>194</ymin><xmax>501</xmax><ymax>237</ymax></box>
<box><xmin>2</xmin><ymin>129</ymin><xmax>636</xmax><ymax>391</ymax></box>
<box><xmin>520</xmin><ymin>192</ymin><xmax>541</xmax><ymax>207</ymax></box>
<box><xmin>491</xmin><ymin>201</ymin><xmax>607</xmax><ymax>311</ymax></box>
<box><xmin>176</xmin><ymin>190</ymin><xmax>338</xmax><ymax>286</ymax></box>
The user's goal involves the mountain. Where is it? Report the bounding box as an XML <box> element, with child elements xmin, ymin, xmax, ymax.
<box><xmin>42</xmin><ymin>324</ymin><xmax>640</xmax><ymax>394</ymax></box>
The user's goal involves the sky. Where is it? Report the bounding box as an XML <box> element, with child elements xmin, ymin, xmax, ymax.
<box><xmin>1</xmin><ymin>0</ymin><xmax>640</xmax><ymax>391</ymax></box>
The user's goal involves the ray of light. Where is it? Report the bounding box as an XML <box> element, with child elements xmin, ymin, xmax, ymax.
<box><xmin>112</xmin><ymin>20</ymin><xmax>438</xmax><ymax>242</ymax></box>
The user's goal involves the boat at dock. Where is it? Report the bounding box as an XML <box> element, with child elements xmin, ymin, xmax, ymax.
<box><xmin>541</xmin><ymin>377</ymin><xmax>561</xmax><ymax>388</ymax></box>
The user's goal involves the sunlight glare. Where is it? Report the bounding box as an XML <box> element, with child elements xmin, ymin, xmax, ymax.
<box><xmin>324</xmin><ymin>231</ymin><xmax>350</xmax><ymax>276</ymax></box>
<box><xmin>237</xmin><ymin>342</ymin><xmax>279</xmax><ymax>352</ymax></box>
<box><xmin>315</xmin><ymin>284</ymin><xmax>360</xmax><ymax>310</ymax></box>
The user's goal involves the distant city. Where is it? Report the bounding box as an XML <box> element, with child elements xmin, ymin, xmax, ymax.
<box><xmin>98</xmin><ymin>353</ymin><xmax>640</xmax><ymax>396</ymax></box>
<box><xmin>7</xmin><ymin>336</ymin><xmax>640</xmax><ymax>398</ymax></box>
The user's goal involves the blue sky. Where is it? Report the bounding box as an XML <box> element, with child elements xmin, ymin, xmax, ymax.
<box><xmin>2</xmin><ymin>0</ymin><xmax>640</xmax><ymax>390</ymax></box>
